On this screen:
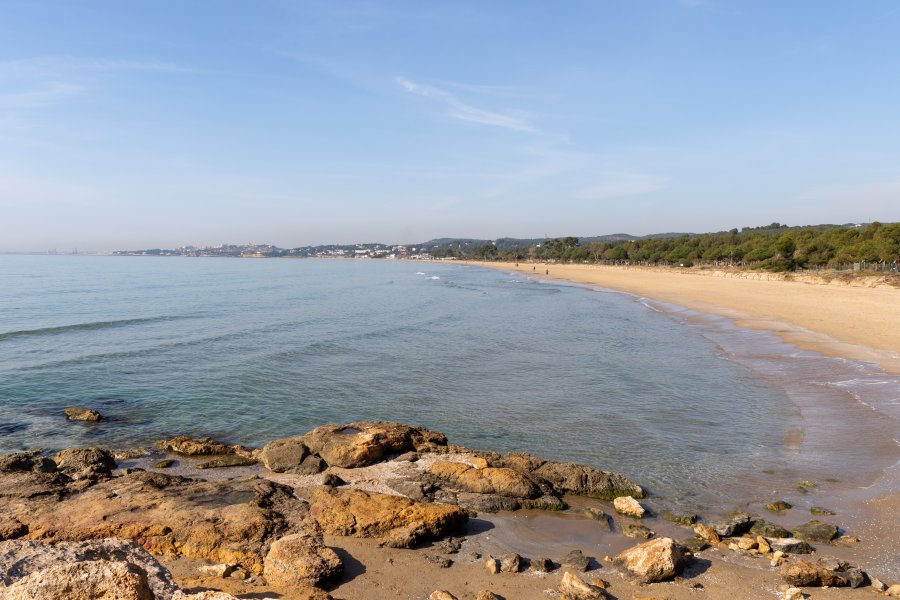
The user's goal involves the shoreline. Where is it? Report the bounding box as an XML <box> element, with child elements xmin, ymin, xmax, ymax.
<box><xmin>457</xmin><ymin>261</ymin><xmax>900</xmax><ymax>375</ymax></box>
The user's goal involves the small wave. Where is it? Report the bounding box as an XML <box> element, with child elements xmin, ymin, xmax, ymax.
<box><xmin>0</xmin><ymin>316</ymin><xmax>186</xmax><ymax>341</ymax></box>
<box><xmin>415</xmin><ymin>272</ymin><xmax>426</xmax><ymax>275</ymax></box>
<box><xmin>430</xmin><ymin>276</ymin><xmax>440</xmax><ymax>280</ymax></box>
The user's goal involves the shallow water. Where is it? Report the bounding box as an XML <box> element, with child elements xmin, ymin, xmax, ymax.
<box><xmin>1</xmin><ymin>256</ymin><xmax>897</xmax><ymax>512</ymax></box>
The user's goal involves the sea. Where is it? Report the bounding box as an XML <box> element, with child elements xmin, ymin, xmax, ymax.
<box><xmin>1</xmin><ymin>255</ymin><xmax>898</xmax><ymax>515</ymax></box>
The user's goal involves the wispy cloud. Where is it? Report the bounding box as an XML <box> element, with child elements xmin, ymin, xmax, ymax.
<box><xmin>578</xmin><ymin>173</ymin><xmax>667</xmax><ymax>200</ymax></box>
<box><xmin>0</xmin><ymin>83</ymin><xmax>82</xmax><ymax>110</ymax></box>
<box><xmin>397</xmin><ymin>76</ymin><xmax>536</xmax><ymax>132</ymax></box>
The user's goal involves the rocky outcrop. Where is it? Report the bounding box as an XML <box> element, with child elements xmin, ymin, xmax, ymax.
<box><xmin>614</xmin><ymin>537</ymin><xmax>685</xmax><ymax>583</ymax></box>
<box><xmin>54</xmin><ymin>447</ymin><xmax>117</xmax><ymax>480</ymax></box>
<box><xmin>263</xmin><ymin>532</ymin><xmax>342</xmax><ymax>588</ymax></box>
<box><xmin>3</xmin><ymin>559</ymin><xmax>153</xmax><ymax>599</ymax></box>
<box><xmin>486</xmin><ymin>453</ymin><xmax>644</xmax><ymax>500</ymax></box>
<box><xmin>260</xmin><ymin>437</ymin><xmax>321</xmax><ymax>473</ymax></box>
<box><xmin>309</xmin><ymin>487</ymin><xmax>466</xmax><ymax>548</ymax></box>
<box><xmin>6</xmin><ymin>471</ymin><xmax>308</xmax><ymax>574</ymax></box>
<box><xmin>64</xmin><ymin>407</ymin><xmax>103</xmax><ymax>422</ymax></box>
<box><xmin>299</xmin><ymin>421</ymin><xmax>448</xmax><ymax>469</ymax></box>
<box><xmin>0</xmin><ymin>451</ymin><xmax>56</xmax><ymax>474</ymax></box>
<box><xmin>153</xmin><ymin>436</ymin><xmax>257</xmax><ymax>459</ymax></box>
<box><xmin>780</xmin><ymin>557</ymin><xmax>865</xmax><ymax>587</ymax></box>
<box><xmin>428</xmin><ymin>461</ymin><xmax>540</xmax><ymax>498</ymax></box>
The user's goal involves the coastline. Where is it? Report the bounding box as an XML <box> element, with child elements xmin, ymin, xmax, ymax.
<box><xmin>457</xmin><ymin>261</ymin><xmax>900</xmax><ymax>375</ymax></box>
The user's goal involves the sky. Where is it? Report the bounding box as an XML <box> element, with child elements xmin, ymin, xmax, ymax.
<box><xmin>1</xmin><ymin>1</ymin><xmax>899</xmax><ymax>252</ymax></box>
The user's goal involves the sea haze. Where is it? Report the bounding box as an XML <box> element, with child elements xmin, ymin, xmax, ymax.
<box><xmin>1</xmin><ymin>255</ymin><xmax>894</xmax><ymax>509</ymax></box>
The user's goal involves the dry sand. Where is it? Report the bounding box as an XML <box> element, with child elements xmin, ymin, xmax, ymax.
<box><xmin>461</xmin><ymin>261</ymin><xmax>900</xmax><ymax>375</ymax></box>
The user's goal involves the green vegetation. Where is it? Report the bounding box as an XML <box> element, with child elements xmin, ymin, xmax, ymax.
<box><xmin>475</xmin><ymin>222</ymin><xmax>900</xmax><ymax>272</ymax></box>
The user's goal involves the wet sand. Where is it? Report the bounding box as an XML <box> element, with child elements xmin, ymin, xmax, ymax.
<box><xmin>460</xmin><ymin>261</ymin><xmax>900</xmax><ymax>375</ymax></box>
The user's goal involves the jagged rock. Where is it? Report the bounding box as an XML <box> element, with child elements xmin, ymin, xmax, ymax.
<box><xmin>64</xmin><ymin>407</ymin><xmax>103</xmax><ymax>422</ymax></box>
<box><xmin>309</xmin><ymin>487</ymin><xmax>466</xmax><ymax>548</ymax></box>
<box><xmin>558</xmin><ymin>571</ymin><xmax>608</xmax><ymax>599</ymax></box>
<box><xmin>0</xmin><ymin>539</ymin><xmax>179</xmax><ymax>599</ymax></box>
<box><xmin>0</xmin><ymin>451</ymin><xmax>56</xmax><ymax>474</ymax></box>
<box><xmin>53</xmin><ymin>447</ymin><xmax>117</xmax><ymax>479</ymax></box>
<box><xmin>614</xmin><ymin>537</ymin><xmax>685</xmax><ymax>583</ymax></box>
<box><xmin>613</xmin><ymin>496</ymin><xmax>645</xmax><ymax>518</ymax></box>
<box><xmin>780</xmin><ymin>558</ymin><xmax>851</xmax><ymax>587</ymax></box>
<box><xmin>711</xmin><ymin>513</ymin><xmax>752</xmax><ymax>537</ymax></box>
<box><xmin>734</xmin><ymin>536</ymin><xmax>757</xmax><ymax>550</ymax></box>
<box><xmin>322</xmin><ymin>473</ymin><xmax>346</xmax><ymax>487</ymax></box>
<box><xmin>456</xmin><ymin>493</ymin><xmax>521</xmax><ymax>513</ymax></box>
<box><xmin>259</xmin><ymin>437</ymin><xmax>313</xmax><ymax>473</ymax></box>
<box><xmin>429</xmin><ymin>591</ymin><xmax>458</xmax><ymax>600</ymax></box>
<box><xmin>792</xmin><ymin>520</ymin><xmax>838</xmax><ymax>542</ymax></box>
<box><xmin>429</xmin><ymin>461</ymin><xmax>540</xmax><ymax>499</ymax></box>
<box><xmin>114</xmin><ymin>448</ymin><xmax>150</xmax><ymax>461</ymax></box>
<box><xmin>757</xmin><ymin>536</ymin><xmax>771</xmax><ymax>553</ymax></box>
<box><xmin>3</xmin><ymin>560</ymin><xmax>153</xmax><ymax>599</ymax></box>
<box><xmin>197</xmin><ymin>563</ymin><xmax>233</xmax><ymax>577</ymax></box>
<box><xmin>475</xmin><ymin>592</ymin><xmax>501</xmax><ymax>600</ymax></box>
<box><xmin>155</xmin><ymin>436</ymin><xmax>233</xmax><ymax>456</ymax></box>
<box><xmin>693</xmin><ymin>523</ymin><xmax>720</xmax><ymax>543</ymax></box>
<box><xmin>623</xmin><ymin>524</ymin><xmax>653</xmax><ymax>539</ymax></box>
<box><xmin>499</xmin><ymin>552</ymin><xmax>522</xmax><ymax>573</ymax></box>
<box><xmin>300</xmin><ymin>421</ymin><xmax>447</xmax><ymax>468</ymax></box>
<box><xmin>520</xmin><ymin>495</ymin><xmax>566</xmax><ymax>511</ymax></box>
<box><xmin>530</xmin><ymin>557</ymin><xmax>554</xmax><ymax>572</ymax></box>
<box><xmin>768</xmin><ymin>538</ymin><xmax>813</xmax><ymax>554</ymax></box>
<box><xmin>783</xmin><ymin>587</ymin><xmax>804</xmax><ymax>600</ymax></box>
<box><xmin>484</xmin><ymin>556</ymin><xmax>500</xmax><ymax>574</ymax></box>
<box><xmin>660</xmin><ymin>510</ymin><xmax>696</xmax><ymax>525</ymax></box>
<box><xmin>263</xmin><ymin>533</ymin><xmax>342</xmax><ymax>588</ymax></box>
<box><xmin>765</xmin><ymin>500</ymin><xmax>792</xmax><ymax>512</ymax></box>
<box><xmin>530</xmin><ymin>460</ymin><xmax>644</xmax><ymax>500</ymax></box>
<box><xmin>750</xmin><ymin>519</ymin><xmax>792</xmax><ymax>539</ymax></box>
<box><xmin>561</xmin><ymin>549</ymin><xmax>591</xmax><ymax>572</ymax></box>
<box><xmin>0</xmin><ymin>519</ymin><xmax>28</xmax><ymax>541</ymax></box>
<box><xmin>8</xmin><ymin>471</ymin><xmax>308</xmax><ymax>573</ymax></box>
<box><xmin>584</xmin><ymin>508</ymin><xmax>612</xmax><ymax>529</ymax></box>
<box><xmin>425</xmin><ymin>554</ymin><xmax>452</xmax><ymax>568</ymax></box>
<box><xmin>680</xmin><ymin>537</ymin><xmax>708</xmax><ymax>553</ymax></box>
<box><xmin>154</xmin><ymin>459</ymin><xmax>176</xmax><ymax>468</ymax></box>
<box><xmin>196</xmin><ymin>455</ymin><xmax>257</xmax><ymax>469</ymax></box>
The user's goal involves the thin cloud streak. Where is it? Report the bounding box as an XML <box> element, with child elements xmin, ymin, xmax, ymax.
<box><xmin>578</xmin><ymin>174</ymin><xmax>668</xmax><ymax>200</ymax></box>
<box><xmin>397</xmin><ymin>76</ymin><xmax>536</xmax><ymax>132</ymax></box>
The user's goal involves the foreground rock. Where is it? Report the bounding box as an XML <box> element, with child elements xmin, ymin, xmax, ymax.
<box><xmin>263</xmin><ymin>532</ymin><xmax>342</xmax><ymax>588</ymax></box>
<box><xmin>613</xmin><ymin>495</ymin><xmax>645</xmax><ymax>518</ymax></box>
<box><xmin>64</xmin><ymin>407</ymin><xmax>103</xmax><ymax>422</ymax></box>
<box><xmin>614</xmin><ymin>537</ymin><xmax>685</xmax><ymax>583</ymax></box>
<box><xmin>310</xmin><ymin>487</ymin><xmax>467</xmax><ymax>548</ymax></box>
<box><xmin>780</xmin><ymin>557</ymin><xmax>866</xmax><ymax>588</ymax></box>
<box><xmin>792</xmin><ymin>520</ymin><xmax>839</xmax><ymax>543</ymax></box>
<box><xmin>54</xmin><ymin>447</ymin><xmax>117</xmax><ymax>480</ymax></box>
<box><xmin>559</xmin><ymin>571</ymin><xmax>609</xmax><ymax>599</ymax></box>
<box><xmin>429</xmin><ymin>461</ymin><xmax>540</xmax><ymax>498</ymax></box>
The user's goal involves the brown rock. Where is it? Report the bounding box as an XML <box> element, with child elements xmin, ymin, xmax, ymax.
<box><xmin>429</xmin><ymin>592</ymin><xmax>458</xmax><ymax>600</ymax></box>
<box><xmin>780</xmin><ymin>558</ymin><xmax>849</xmax><ymax>587</ymax></box>
<box><xmin>429</xmin><ymin>461</ymin><xmax>540</xmax><ymax>499</ymax></box>
<box><xmin>0</xmin><ymin>451</ymin><xmax>57</xmax><ymax>474</ymax></box>
<box><xmin>0</xmin><ymin>519</ymin><xmax>28</xmax><ymax>541</ymax></box>
<box><xmin>155</xmin><ymin>436</ymin><xmax>231</xmax><ymax>456</ymax></box>
<box><xmin>64</xmin><ymin>407</ymin><xmax>103</xmax><ymax>422</ymax></box>
<box><xmin>259</xmin><ymin>437</ymin><xmax>312</xmax><ymax>473</ymax></box>
<box><xmin>263</xmin><ymin>533</ymin><xmax>342</xmax><ymax>588</ymax></box>
<box><xmin>622</xmin><ymin>523</ymin><xmax>653</xmax><ymax>539</ymax></box>
<box><xmin>196</xmin><ymin>455</ymin><xmax>257</xmax><ymax>469</ymax></box>
<box><xmin>3</xmin><ymin>560</ymin><xmax>153</xmax><ymax>600</ymax></box>
<box><xmin>757</xmin><ymin>536</ymin><xmax>771</xmax><ymax>554</ymax></box>
<box><xmin>562</xmin><ymin>549</ymin><xmax>591</xmax><ymax>572</ymax></box>
<box><xmin>475</xmin><ymin>592</ymin><xmax>501</xmax><ymax>600</ymax></box>
<box><xmin>484</xmin><ymin>556</ymin><xmax>500</xmax><ymax>574</ymax></box>
<box><xmin>559</xmin><ymin>571</ymin><xmax>608</xmax><ymax>599</ymax></box>
<box><xmin>886</xmin><ymin>584</ymin><xmax>900</xmax><ymax>598</ymax></box>
<box><xmin>530</xmin><ymin>557</ymin><xmax>554</xmax><ymax>572</ymax></box>
<box><xmin>300</xmin><ymin>421</ymin><xmax>448</xmax><ymax>468</ymax></box>
<box><xmin>693</xmin><ymin>523</ymin><xmax>720</xmax><ymax>543</ymax></box>
<box><xmin>499</xmin><ymin>552</ymin><xmax>522</xmax><ymax>573</ymax></box>
<box><xmin>613</xmin><ymin>496</ymin><xmax>645</xmax><ymax>518</ymax></box>
<box><xmin>531</xmin><ymin>461</ymin><xmax>644</xmax><ymax>500</ymax></box>
<box><xmin>53</xmin><ymin>447</ymin><xmax>117</xmax><ymax>479</ymax></box>
<box><xmin>309</xmin><ymin>487</ymin><xmax>466</xmax><ymax>548</ymax></box>
<box><xmin>614</xmin><ymin>538</ymin><xmax>685</xmax><ymax>583</ymax></box>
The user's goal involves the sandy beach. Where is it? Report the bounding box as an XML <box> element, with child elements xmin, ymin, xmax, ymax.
<box><xmin>460</xmin><ymin>261</ymin><xmax>900</xmax><ymax>375</ymax></box>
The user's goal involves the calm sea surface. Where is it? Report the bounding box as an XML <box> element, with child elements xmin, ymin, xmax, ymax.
<box><xmin>1</xmin><ymin>255</ymin><xmax>897</xmax><ymax>510</ymax></box>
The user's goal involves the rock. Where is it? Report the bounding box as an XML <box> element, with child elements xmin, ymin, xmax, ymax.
<box><xmin>396</xmin><ymin>451</ymin><xmax>419</xmax><ymax>462</ymax></box>
<box><xmin>259</xmin><ymin>437</ymin><xmax>312</xmax><ymax>473</ymax></box>
<box><xmin>783</xmin><ymin>587</ymin><xmax>804</xmax><ymax>600</ymax></box>
<box><xmin>757</xmin><ymin>536</ymin><xmax>771</xmax><ymax>554</ymax></box>
<box><xmin>519</xmin><ymin>495</ymin><xmax>566</xmax><ymax>511</ymax></box>
<box><xmin>614</xmin><ymin>538</ymin><xmax>685</xmax><ymax>583</ymax></box>
<box><xmin>429</xmin><ymin>591</ymin><xmax>458</xmax><ymax>600</ymax></box>
<box><xmin>810</xmin><ymin>506</ymin><xmax>835</xmax><ymax>516</ymax></box>
<box><xmin>155</xmin><ymin>436</ymin><xmax>232</xmax><ymax>456</ymax></box>
<box><xmin>834</xmin><ymin>534</ymin><xmax>859</xmax><ymax>546</ymax></box>
<box><xmin>780</xmin><ymin>558</ymin><xmax>851</xmax><ymax>587</ymax></box>
<box><xmin>456</xmin><ymin>492</ymin><xmax>521</xmax><ymax>513</ymax></box>
<box><xmin>792</xmin><ymin>520</ymin><xmax>838</xmax><ymax>542</ymax></box>
<box><xmin>750</xmin><ymin>519</ymin><xmax>792</xmax><ymax>538</ymax></box>
<box><xmin>558</xmin><ymin>571</ymin><xmax>608</xmax><ymax>599</ymax></box>
<box><xmin>53</xmin><ymin>447</ymin><xmax>117</xmax><ymax>479</ymax></box>
<box><xmin>869</xmin><ymin>577</ymin><xmax>887</xmax><ymax>592</ymax></box>
<box><xmin>198</xmin><ymin>563</ymin><xmax>233</xmax><ymax>577</ymax></box>
<box><xmin>765</xmin><ymin>500</ymin><xmax>792</xmax><ymax>512</ymax></box>
<box><xmin>623</xmin><ymin>523</ymin><xmax>654</xmax><ymax>539</ymax></box>
<box><xmin>300</xmin><ymin>421</ymin><xmax>448</xmax><ymax>468</ymax></box>
<box><xmin>680</xmin><ymin>537</ymin><xmax>708</xmax><ymax>553</ymax></box>
<box><xmin>0</xmin><ymin>451</ymin><xmax>56</xmax><ymax>474</ymax></box>
<box><xmin>886</xmin><ymin>584</ymin><xmax>900</xmax><ymax>597</ymax></box>
<box><xmin>3</xmin><ymin>559</ymin><xmax>153</xmax><ymax>600</ymax></box>
<box><xmin>8</xmin><ymin>471</ymin><xmax>309</xmax><ymax>573</ymax></box>
<box><xmin>585</xmin><ymin>508</ymin><xmax>613</xmax><ymax>529</ymax></box>
<box><xmin>561</xmin><ymin>549</ymin><xmax>591</xmax><ymax>572</ymax></box>
<box><xmin>484</xmin><ymin>556</ymin><xmax>500</xmax><ymax>574</ymax></box>
<box><xmin>114</xmin><ymin>448</ymin><xmax>149</xmax><ymax>460</ymax></box>
<box><xmin>532</xmin><ymin>460</ymin><xmax>644</xmax><ymax>499</ymax></box>
<box><xmin>263</xmin><ymin>533</ymin><xmax>342</xmax><ymax>588</ymax></box>
<box><xmin>530</xmin><ymin>557</ymin><xmax>554</xmax><ymax>572</ymax></box>
<box><xmin>711</xmin><ymin>512</ymin><xmax>752</xmax><ymax>537</ymax></box>
<box><xmin>322</xmin><ymin>473</ymin><xmax>345</xmax><ymax>487</ymax></box>
<box><xmin>735</xmin><ymin>536</ymin><xmax>758</xmax><ymax>550</ymax></box>
<box><xmin>429</xmin><ymin>461</ymin><xmax>540</xmax><ymax>499</ymax></box>
<box><xmin>693</xmin><ymin>523</ymin><xmax>720</xmax><ymax>543</ymax></box>
<box><xmin>0</xmin><ymin>519</ymin><xmax>28</xmax><ymax>541</ymax></box>
<box><xmin>309</xmin><ymin>487</ymin><xmax>467</xmax><ymax>548</ymax></box>
<box><xmin>196</xmin><ymin>455</ymin><xmax>257</xmax><ymax>469</ymax></box>
<box><xmin>64</xmin><ymin>407</ymin><xmax>103</xmax><ymax>422</ymax></box>
<box><xmin>613</xmin><ymin>496</ymin><xmax>645</xmax><ymax>518</ymax></box>
<box><xmin>660</xmin><ymin>510</ymin><xmax>696</xmax><ymax>525</ymax></box>
<box><xmin>0</xmin><ymin>539</ymin><xmax>180</xmax><ymax>599</ymax></box>
<box><xmin>475</xmin><ymin>592</ymin><xmax>501</xmax><ymax>600</ymax></box>
<box><xmin>768</xmin><ymin>538</ymin><xmax>813</xmax><ymax>554</ymax></box>
<box><xmin>154</xmin><ymin>459</ymin><xmax>176</xmax><ymax>468</ymax></box>
<box><xmin>425</xmin><ymin>554</ymin><xmax>452</xmax><ymax>568</ymax></box>
<box><xmin>499</xmin><ymin>552</ymin><xmax>522</xmax><ymax>573</ymax></box>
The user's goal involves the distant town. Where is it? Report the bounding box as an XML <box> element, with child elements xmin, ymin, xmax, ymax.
<box><xmin>112</xmin><ymin>242</ymin><xmax>447</xmax><ymax>260</ymax></box>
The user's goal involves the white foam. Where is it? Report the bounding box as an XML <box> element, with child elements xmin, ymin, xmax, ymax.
<box><xmin>430</xmin><ymin>276</ymin><xmax>440</xmax><ymax>280</ymax></box>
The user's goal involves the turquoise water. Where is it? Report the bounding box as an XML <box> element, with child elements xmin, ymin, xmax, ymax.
<box><xmin>1</xmin><ymin>255</ymin><xmax>895</xmax><ymax>508</ymax></box>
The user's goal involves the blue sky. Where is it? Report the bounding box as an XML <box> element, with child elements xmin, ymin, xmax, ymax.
<box><xmin>1</xmin><ymin>1</ymin><xmax>899</xmax><ymax>251</ymax></box>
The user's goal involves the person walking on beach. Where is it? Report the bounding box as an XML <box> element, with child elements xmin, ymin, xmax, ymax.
<box><xmin>545</xmin><ymin>269</ymin><xmax>549</xmax><ymax>275</ymax></box>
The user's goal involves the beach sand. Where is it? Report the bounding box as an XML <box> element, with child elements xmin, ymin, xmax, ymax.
<box><xmin>460</xmin><ymin>261</ymin><xmax>900</xmax><ymax>375</ymax></box>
